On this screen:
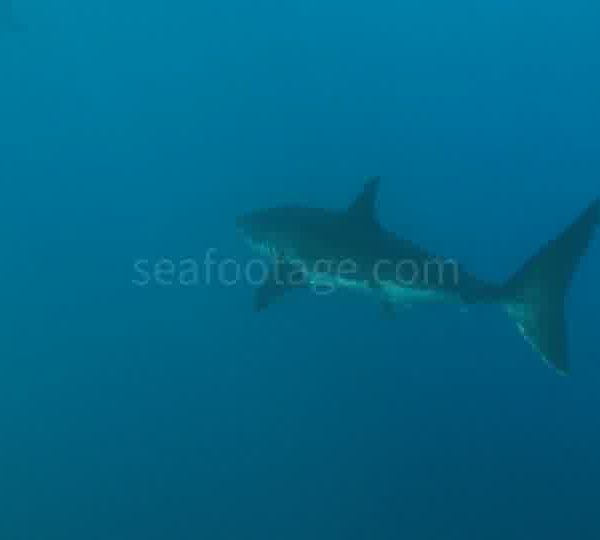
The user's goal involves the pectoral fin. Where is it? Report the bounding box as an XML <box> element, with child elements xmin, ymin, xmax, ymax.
<box><xmin>254</xmin><ymin>261</ymin><xmax>306</xmax><ymax>312</ymax></box>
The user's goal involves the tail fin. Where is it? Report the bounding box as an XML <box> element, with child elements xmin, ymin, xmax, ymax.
<box><xmin>503</xmin><ymin>199</ymin><xmax>599</xmax><ymax>374</ymax></box>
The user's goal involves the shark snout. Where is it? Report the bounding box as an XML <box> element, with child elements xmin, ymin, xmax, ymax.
<box><xmin>236</xmin><ymin>213</ymin><xmax>255</xmax><ymax>235</ymax></box>
<box><xmin>235</xmin><ymin>214</ymin><xmax>246</xmax><ymax>231</ymax></box>
<box><xmin>236</xmin><ymin>213</ymin><xmax>261</xmax><ymax>244</ymax></box>
<box><xmin>236</xmin><ymin>210</ymin><xmax>267</xmax><ymax>236</ymax></box>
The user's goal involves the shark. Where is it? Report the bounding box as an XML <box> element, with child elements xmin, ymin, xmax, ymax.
<box><xmin>236</xmin><ymin>177</ymin><xmax>599</xmax><ymax>374</ymax></box>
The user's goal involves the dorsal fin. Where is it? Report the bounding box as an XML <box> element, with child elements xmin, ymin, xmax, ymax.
<box><xmin>347</xmin><ymin>176</ymin><xmax>381</xmax><ymax>222</ymax></box>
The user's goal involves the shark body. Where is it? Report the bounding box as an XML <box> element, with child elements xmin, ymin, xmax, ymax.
<box><xmin>237</xmin><ymin>178</ymin><xmax>599</xmax><ymax>373</ymax></box>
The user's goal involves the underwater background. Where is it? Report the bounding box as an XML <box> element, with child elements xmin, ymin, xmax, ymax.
<box><xmin>2</xmin><ymin>0</ymin><xmax>599</xmax><ymax>538</ymax></box>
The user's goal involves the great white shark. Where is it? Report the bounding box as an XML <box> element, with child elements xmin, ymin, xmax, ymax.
<box><xmin>237</xmin><ymin>177</ymin><xmax>599</xmax><ymax>374</ymax></box>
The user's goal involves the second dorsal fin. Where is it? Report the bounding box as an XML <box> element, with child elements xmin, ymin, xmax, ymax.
<box><xmin>347</xmin><ymin>176</ymin><xmax>381</xmax><ymax>223</ymax></box>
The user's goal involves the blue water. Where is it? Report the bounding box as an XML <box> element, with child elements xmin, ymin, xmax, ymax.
<box><xmin>2</xmin><ymin>1</ymin><xmax>599</xmax><ymax>538</ymax></box>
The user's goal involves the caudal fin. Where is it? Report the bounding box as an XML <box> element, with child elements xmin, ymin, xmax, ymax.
<box><xmin>503</xmin><ymin>199</ymin><xmax>599</xmax><ymax>374</ymax></box>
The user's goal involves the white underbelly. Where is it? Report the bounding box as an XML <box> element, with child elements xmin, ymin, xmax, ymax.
<box><xmin>383</xmin><ymin>283</ymin><xmax>452</xmax><ymax>304</ymax></box>
<box><xmin>307</xmin><ymin>272</ymin><xmax>456</xmax><ymax>305</ymax></box>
